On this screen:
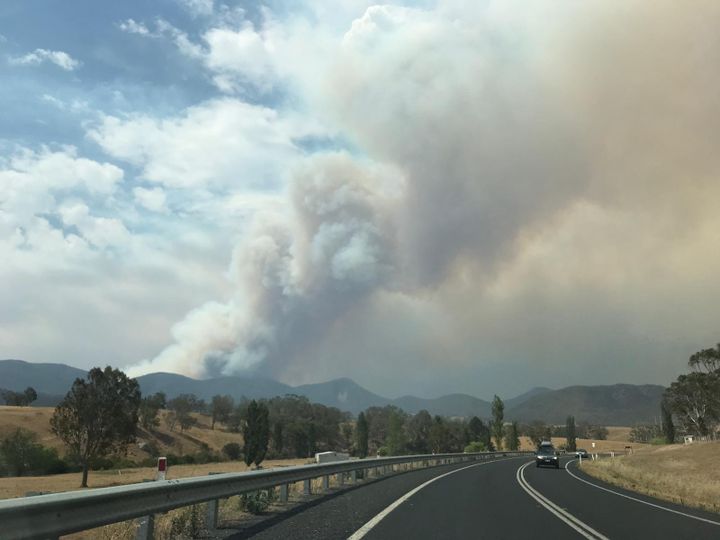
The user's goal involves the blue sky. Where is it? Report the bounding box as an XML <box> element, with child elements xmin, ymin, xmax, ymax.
<box><xmin>2</xmin><ymin>1</ymin><xmax>719</xmax><ymax>399</ymax></box>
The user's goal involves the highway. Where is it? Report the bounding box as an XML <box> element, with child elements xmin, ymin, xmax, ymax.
<box><xmin>227</xmin><ymin>456</ymin><xmax>720</xmax><ymax>539</ymax></box>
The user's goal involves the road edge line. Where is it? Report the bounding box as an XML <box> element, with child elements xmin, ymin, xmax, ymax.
<box><xmin>565</xmin><ymin>459</ymin><xmax>720</xmax><ymax>527</ymax></box>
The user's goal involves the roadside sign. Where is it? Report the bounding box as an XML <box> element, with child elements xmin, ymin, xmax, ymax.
<box><xmin>591</xmin><ymin>442</ymin><xmax>596</xmax><ymax>448</ymax></box>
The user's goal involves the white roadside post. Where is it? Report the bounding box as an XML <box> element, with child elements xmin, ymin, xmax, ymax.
<box><xmin>136</xmin><ymin>457</ymin><xmax>167</xmax><ymax>540</ymax></box>
<box><xmin>155</xmin><ymin>457</ymin><xmax>167</xmax><ymax>481</ymax></box>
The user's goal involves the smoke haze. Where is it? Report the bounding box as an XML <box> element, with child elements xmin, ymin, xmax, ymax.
<box><xmin>125</xmin><ymin>1</ymin><xmax>720</xmax><ymax>397</ymax></box>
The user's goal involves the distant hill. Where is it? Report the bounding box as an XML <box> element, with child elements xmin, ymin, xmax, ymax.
<box><xmin>504</xmin><ymin>386</ymin><xmax>553</xmax><ymax>410</ymax></box>
<box><xmin>506</xmin><ymin>384</ymin><xmax>665</xmax><ymax>425</ymax></box>
<box><xmin>295</xmin><ymin>378</ymin><xmax>391</xmax><ymax>414</ymax></box>
<box><xmin>0</xmin><ymin>359</ymin><xmax>86</xmax><ymax>396</ymax></box>
<box><xmin>0</xmin><ymin>360</ymin><xmax>664</xmax><ymax>424</ymax></box>
<box><xmin>394</xmin><ymin>393</ymin><xmax>492</xmax><ymax>418</ymax></box>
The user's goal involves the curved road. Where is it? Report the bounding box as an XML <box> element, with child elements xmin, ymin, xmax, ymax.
<box><xmin>228</xmin><ymin>456</ymin><xmax>720</xmax><ymax>539</ymax></box>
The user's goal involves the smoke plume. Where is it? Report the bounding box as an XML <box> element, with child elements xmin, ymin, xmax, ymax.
<box><xmin>128</xmin><ymin>1</ymin><xmax>720</xmax><ymax>396</ymax></box>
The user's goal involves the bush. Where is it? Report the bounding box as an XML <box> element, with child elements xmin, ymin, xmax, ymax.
<box><xmin>464</xmin><ymin>441</ymin><xmax>487</xmax><ymax>453</ymax></box>
<box><xmin>238</xmin><ymin>490</ymin><xmax>276</xmax><ymax>514</ymax></box>
<box><xmin>377</xmin><ymin>446</ymin><xmax>389</xmax><ymax>456</ymax></box>
<box><xmin>223</xmin><ymin>442</ymin><xmax>242</xmax><ymax>460</ymax></box>
<box><xmin>168</xmin><ymin>504</ymin><xmax>204</xmax><ymax>538</ymax></box>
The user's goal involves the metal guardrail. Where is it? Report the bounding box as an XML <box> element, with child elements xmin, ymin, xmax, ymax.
<box><xmin>0</xmin><ymin>451</ymin><xmax>529</xmax><ymax>540</ymax></box>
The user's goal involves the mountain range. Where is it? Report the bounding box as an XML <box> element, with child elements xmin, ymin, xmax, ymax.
<box><xmin>0</xmin><ymin>359</ymin><xmax>665</xmax><ymax>424</ymax></box>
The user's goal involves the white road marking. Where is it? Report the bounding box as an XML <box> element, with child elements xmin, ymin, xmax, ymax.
<box><xmin>565</xmin><ymin>459</ymin><xmax>720</xmax><ymax>527</ymax></box>
<box><xmin>516</xmin><ymin>461</ymin><xmax>609</xmax><ymax>540</ymax></box>
<box><xmin>347</xmin><ymin>456</ymin><xmax>517</xmax><ymax>540</ymax></box>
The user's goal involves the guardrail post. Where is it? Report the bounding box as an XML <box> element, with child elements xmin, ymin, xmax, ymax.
<box><xmin>338</xmin><ymin>471</ymin><xmax>344</xmax><ymax>485</ymax></box>
<box><xmin>136</xmin><ymin>514</ymin><xmax>154</xmax><ymax>540</ymax></box>
<box><xmin>303</xmin><ymin>479</ymin><xmax>312</xmax><ymax>495</ymax></box>
<box><xmin>322</xmin><ymin>475</ymin><xmax>330</xmax><ymax>490</ymax></box>
<box><xmin>351</xmin><ymin>470</ymin><xmax>357</xmax><ymax>483</ymax></box>
<box><xmin>206</xmin><ymin>499</ymin><xmax>219</xmax><ymax>532</ymax></box>
<box><xmin>280</xmin><ymin>484</ymin><xmax>289</xmax><ymax>502</ymax></box>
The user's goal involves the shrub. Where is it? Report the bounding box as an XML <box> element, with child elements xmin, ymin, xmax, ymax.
<box><xmin>168</xmin><ymin>505</ymin><xmax>204</xmax><ymax>538</ymax></box>
<box><xmin>464</xmin><ymin>441</ymin><xmax>487</xmax><ymax>453</ymax></box>
<box><xmin>238</xmin><ymin>490</ymin><xmax>276</xmax><ymax>514</ymax></box>
<box><xmin>0</xmin><ymin>428</ymin><xmax>69</xmax><ymax>476</ymax></box>
<box><xmin>223</xmin><ymin>442</ymin><xmax>242</xmax><ymax>460</ymax></box>
<box><xmin>377</xmin><ymin>446</ymin><xmax>389</xmax><ymax>456</ymax></box>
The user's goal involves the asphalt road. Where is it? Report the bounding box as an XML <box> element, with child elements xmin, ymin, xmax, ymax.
<box><xmin>226</xmin><ymin>455</ymin><xmax>720</xmax><ymax>539</ymax></box>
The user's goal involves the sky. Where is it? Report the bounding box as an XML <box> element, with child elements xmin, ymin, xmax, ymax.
<box><xmin>2</xmin><ymin>0</ymin><xmax>720</xmax><ymax>400</ymax></box>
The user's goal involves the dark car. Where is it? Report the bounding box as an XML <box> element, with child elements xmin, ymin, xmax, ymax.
<box><xmin>535</xmin><ymin>445</ymin><xmax>560</xmax><ymax>469</ymax></box>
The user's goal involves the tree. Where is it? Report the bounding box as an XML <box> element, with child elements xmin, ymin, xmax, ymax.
<box><xmin>665</xmin><ymin>344</ymin><xmax>720</xmax><ymax>436</ymax></box>
<box><xmin>406</xmin><ymin>410</ymin><xmax>433</xmax><ymax>453</ymax></box>
<box><xmin>139</xmin><ymin>393</ymin><xmax>165</xmax><ymax>430</ymax></box>
<box><xmin>491</xmin><ymin>395</ymin><xmax>505</xmax><ymax>450</ymax></box>
<box><xmin>588</xmin><ymin>426</ymin><xmax>608</xmax><ymax>440</ymax></box>
<box><xmin>243</xmin><ymin>400</ymin><xmax>270</xmax><ymax>467</ymax></box>
<box><xmin>50</xmin><ymin>367</ymin><xmax>140</xmax><ymax>487</ymax></box>
<box><xmin>356</xmin><ymin>412</ymin><xmax>369</xmax><ymax>458</ymax></box>
<box><xmin>272</xmin><ymin>422</ymin><xmax>284</xmax><ymax>455</ymax></box>
<box><xmin>210</xmin><ymin>395</ymin><xmax>235</xmax><ymax>430</ymax></box>
<box><xmin>660</xmin><ymin>400</ymin><xmax>675</xmax><ymax>444</ymax></box>
<box><xmin>429</xmin><ymin>416</ymin><xmax>450</xmax><ymax>453</ymax></box>
<box><xmin>504</xmin><ymin>421</ymin><xmax>520</xmax><ymax>451</ymax></box>
<box><xmin>386</xmin><ymin>409</ymin><xmax>407</xmax><ymax>455</ymax></box>
<box><xmin>1</xmin><ymin>387</ymin><xmax>38</xmax><ymax>406</ymax></box>
<box><xmin>565</xmin><ymin>416</ymin><xmax>577</xmax><ymax>452</ymax></box>
<box><xmin>688</xmin><ymin>343</ymin><xmax>720</xmax><ymax>374</ymax></box>
<box><xmin>168</xmin><ymin>394</ymin><xmax>199</xmax><ymax>432</ymax></box>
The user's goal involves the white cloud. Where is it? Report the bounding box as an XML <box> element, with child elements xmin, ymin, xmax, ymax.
<box><xmin>203</xmin><ymin>24</ymin><xmax>278</xmax><ymax>92</ymax></box>
<box><xmin>88</xmin><ymin>98</ymin><xmax>306</xmax><ymax>189</ymax></box>
<box><xmin>59</xmin><ymin>203</ymin><xmax>131</xmax><ymax>249</ymax></box>
<box><xmin>133</xmin><ymin>187</ymin><xmax>168</xmax><ymax>213</ymax></box>
<box><xmin>118</xmin><ymin>19</ymin><xmax>152</xmax><ymax>36</ymax></box>
<box><xmin>9</xmin><ymin>48</ymin><xmax>81</xmax><ymax>70</ymax></box>
<box><xmin>176</xmin><ymin>0</ymin><xmax>214</xmax><ymax>17</ymax></box>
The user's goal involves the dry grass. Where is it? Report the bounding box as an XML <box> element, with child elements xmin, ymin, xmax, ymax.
<box><xmin>581</xmin><ymin>440</ymin><xmax>720</xmax><ymax>514</ymax></box>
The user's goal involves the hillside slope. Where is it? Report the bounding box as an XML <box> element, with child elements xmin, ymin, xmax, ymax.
<box><xmin>0</xmin><ymin>406</ymin><xmax>241</xmax><ymax>462</ymax></box>
<box><xmin>507</xmin><ymin>384</ymin><xmax>665</xmax><ymax>424</ymax></box>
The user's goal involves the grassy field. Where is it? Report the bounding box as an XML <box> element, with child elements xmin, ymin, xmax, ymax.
<box><xmin>581</xmin><ymin>440</ymin><xmax>720</xmax><ymax>514</ymax></box>
<box><xmin>518</xmin><ymin>427</ymin><xmax>643</xmax><ymax>453</ymax></box>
